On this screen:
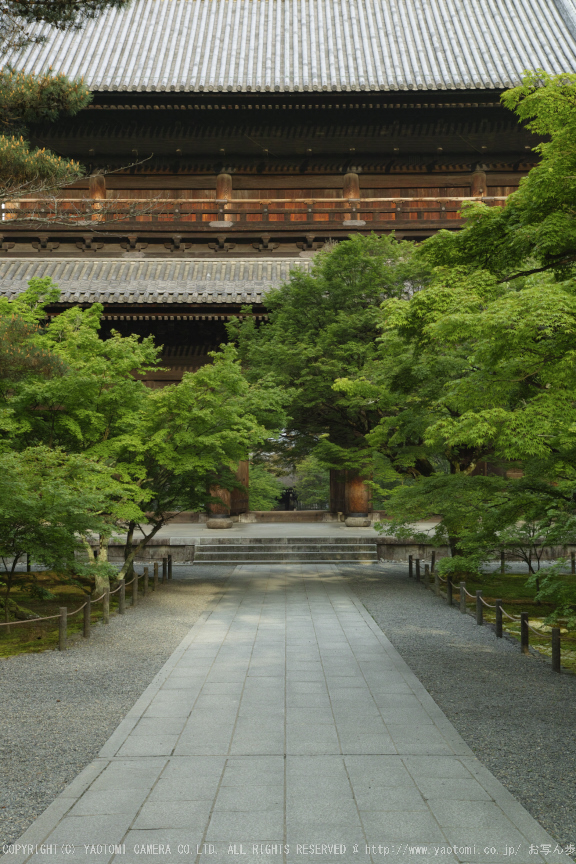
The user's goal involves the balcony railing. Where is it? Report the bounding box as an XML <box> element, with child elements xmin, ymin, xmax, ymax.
<box><xmin>1</xmin><ymin>196</ymin><xmax>506</xmax><ymax>231</ymax></box>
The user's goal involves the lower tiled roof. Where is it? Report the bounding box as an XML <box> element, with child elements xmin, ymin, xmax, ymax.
<box><xmin>0</xmin><ymin>259</ymin><xmax>311</xmax><ymax>304</ymax></box>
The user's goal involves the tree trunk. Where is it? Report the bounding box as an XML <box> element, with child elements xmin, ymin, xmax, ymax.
<box><xmin>82</xmin><ymin>537</ymin><xmax>97</xmax><ymax>565</ymax></box>
<box><xmin>99</xmin><ymin>533</ymin><xmax>109</xmax><ymax>562</ymax></box>
<box><xmin>118</xmin><ymin>522</ymin><xmax>163</xmax><ymax>580</ymax></box>
<box><xmin>82</xmin><ymin>538</ymin><xmax>110</xmax><ymax>597</ymax></box>
<box><xmin>448</xmin><ymin>535</ymin><xmax>462</xmax><ymax>558</ymax></box>
<box><xmin>93</xmin><ymin>533</ymin><xmax>112</xmax><ymax>593</ymax></box>
<box><xmin>93</xmin><ymin>570</ymin><xmax>110</xmax><ymax>598</ymax></box>
<box><xmin>4</xmin><ymin>566</ymin><xmax>15</xmax><ymax>626</ymax></box>
<box><xmin>123</xmin><ymin>521</ymin><xmax>136</xmax><ymax>581</ymax></box>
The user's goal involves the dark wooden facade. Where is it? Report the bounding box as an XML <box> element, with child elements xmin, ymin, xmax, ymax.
<box><xmin>1</xmin><ymin>91</ymin><xmax>537</xmax><ymax>257</ymax></box>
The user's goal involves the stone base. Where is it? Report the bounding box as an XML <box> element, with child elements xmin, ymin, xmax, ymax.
<box><xmin>345</xmin><ymin>516</ymin><xmax>371</xmax><ymax>527</ymax></box>
<box><xmin>206</xmin><ymin>517</ymin><xmax>234</xmax><ymax>529</ymax></box>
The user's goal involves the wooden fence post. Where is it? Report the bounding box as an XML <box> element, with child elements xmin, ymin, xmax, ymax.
<box><xmin>144</xmin><ymin>566</ymin><xmax>149</xmax><ymax>596</ymax></box>
<box><xmin>447</xmin><ymin>579</ymin><xmax>453</xmax><ymax>606</ymax></box>
<box><xmin>495</xmin><ymin>599</ymin><xmax>503</xmax><ymax>637</ymax></box>
<box><xmin>431</xmin><ymin>551</ymin><xmax>436</xmax><ymax>573</ymax></box>
<box><xmin>415</xmin><ymin>559</ymin><xmax>421</xmax><ymax>582</ymax></box>
<box><xmin>434</xmin><ymin>570</ymin><xmax>440</xmax><ymax>596</ymax></box>
<box><xmin>408</xmin><ymin>555</ymin><xmax>413</xmax><ymax>578</ymax></box>
<box><xmin>168</xmin><ymin>554</ymin><xmax>173</xmax><ymax>580</ymax></box>
<box><xmin>424</xmin><ymin>563</ymin><xmax>430</xmax><ymax>588</ymax></box>
<box><xmin>520</xmin><ymin>613</ymin><xmax>529</xmax><ymax>654</ymax></box>
<box><xmin>162</xmin><ymin>557</ymin><xmax>167</xmax><ymax>584</ymax></box>
<box><xmin>476</xmin><ymin>590</ymin><xmax>483</xmax><ymax>625</ymax></box>
<box><xmin>119</xmin><ymin>579</ymin><xmax>126</xmax><ymax>614</ymax></box>
<box><xmin>58</xmin><ymin>607</ymin><xmax>67</xmax><ymax>651</ymax></box>
<box><xmin>133</xmin><ymin>572</ymin><xmax>138</xmax><ymax>606</ymax></box>
<box><xmin>153</xmin><ymin>562</ymin><xmax>159</xmax><ymax>590</ymax></box>
<box><xmin>83</xmin><ymin>597</ymin><xmax>91</xmax><ymax>638</ymax></box>
<box><xmin>459</xmin><ymin>582</ymin><xmax>467</xmax><ymax>613</ymax></box>
<box><xmin>552</xmin><ymin>627</ymin><xmax>561</xmax><ymax>673</ymax></box>
<box><xmin>103</xmin><ymin>588</ymin><xmax>110</xmax><ymax>624</ymax></box>
<box><xmin>571</xmin><ymin>552</ymin><xmax>575</xmax><ymax>575</ymax></box>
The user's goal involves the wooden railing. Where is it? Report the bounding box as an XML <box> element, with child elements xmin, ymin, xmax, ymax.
<box><xmin>1</xmin><ymin>196</ymin><xmax>507</xmax><ymax>230</ymax></box>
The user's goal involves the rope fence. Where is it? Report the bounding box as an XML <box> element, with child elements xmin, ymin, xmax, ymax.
<box><xmin>406</xmin><ymin>554</ymin><xmax>564</xmax><ymax>673</ymax></box>
<box><xmin>0</xmin><ymin>555</ymin><xmax>174</xmax><ymax>650</ymax></box>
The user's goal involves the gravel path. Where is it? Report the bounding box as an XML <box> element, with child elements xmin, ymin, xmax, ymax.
<box><xmin>0</xmin><ymin>568</ymin><xmax>234</xmax><ymax>847</ymax></box>
<box><xmin>341</xmin><ymin>564</ymin><xmax>576</xmax><ymax>851</ymax></box>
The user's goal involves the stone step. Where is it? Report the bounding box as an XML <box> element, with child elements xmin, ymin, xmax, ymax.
<box><xmin>194</xmin><ymin>560</ymin><xmax>378</xmax><ymax>565</ymax></box>
<box><xmin>196</xmin><ymin>543</ymin><xmax>377</xmax><ymax>553</ymax></box>
<box><xmin>194</xmin><ymin>551</ymin><xmax>378</xmax><ymax>562</ymax></box>
<box><xmin>195</xmin><ymin>536</ymin><xmax>377</xmax><ymax>546</ymax></box>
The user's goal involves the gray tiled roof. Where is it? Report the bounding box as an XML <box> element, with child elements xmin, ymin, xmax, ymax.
<box><xmin>0</xmin><ymin>259</ymin><xmax>311</xmax><ymax>304</ymax></box>
<box><xmin>4</xmin><ymin>0</ymin><xmax>576</xmax><ymax>94</ymax></box>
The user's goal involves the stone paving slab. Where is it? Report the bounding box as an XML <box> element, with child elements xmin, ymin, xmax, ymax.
<box><xmin>2</xmin><ymin>565</ymin><xmax>569</xmax><ymax>864</ymax></box>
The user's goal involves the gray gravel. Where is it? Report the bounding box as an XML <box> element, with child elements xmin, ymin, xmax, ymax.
<box><xmin>0</xmin><ymin>568</ymin><xmax>233</xmax><ymax>847</ymax></box>
<box><xmin>341</xmin><ymin>564</ymin><xmax>576</xmax><ymax>850</ymax></box>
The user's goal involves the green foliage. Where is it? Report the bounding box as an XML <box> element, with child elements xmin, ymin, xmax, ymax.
<box><xmin>0</xmin><ymin>276</ymin><xmax>60</xmax><ymax>320</ymax></box>
<box><xmin>248</xmin><ymin>463</ymin><xmax>283</xmax><ymax>511</ymax></box>
<box><xmin>0</xmin><ymin>134</ymin><xmax>83</xmax><ymax>195</ymax></box>
<box><xmin>0</xmin><ymin>316</ymin><xmax>64</xmax><ymax>390</ymax></box>
<box><xmin>526</xmin><ymin>563</ymin><xmax>576</xmax><ymax>627</ymax></box>
<box><xmin>356</xmin><ymin>73</ymin><xmax>576</xmax><ymax>624</ymax></box>
<box><xmin>0</xmin><ymin>68</ymin><xmax>89</xmax><ymax>195</ymax></box>
<box><xmin>0</xmin><ymin>446</ymin><xmax>124</xmax><ymax>619</ymax></box>
<box><xmin>334</xmin><ymin>267</ymin><xmax>506</xmax><ymax>485</ymax></box>
<box><xmin>104</xmin><ymin>345</ymin><xmax>283</xmax><ymax>575</ymax></box>
<box><xmin>2</xmin><ymin>291</ymin><xmax>159</xmax><ymax>468</ymax></box>
<box><xmin>229</xmin><ymin>233</ymin><xmax>432</xmax><ymax>466</ymax></box>
<box><xmin>0</xmin><ymin>67</ymin><xmax>91</xmax><ymax>131</ymax></box>
<box><xmin>293</xmin><ymin>454</ymin><xmax>330</xmax><ymax>508</ymax></box>
<box><xmin>424</xmin><ymin>274</ymin><xmax>576</xmax><ymax>470</ymax></box>
<box><xmin>420</xmin><ymin>71</ymin><xmax>576</xmax><ymax>281</ymax></box>
<box><xmin>0</xmin><ymin>282</ymin><xmax>286</xmax><ymax>579</ymax></box>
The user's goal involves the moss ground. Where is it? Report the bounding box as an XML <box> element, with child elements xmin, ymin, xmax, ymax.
<box><xmin>0</xmin><ymin>570</ymin><xmax>141</xmax><ymax>658</ymax></box>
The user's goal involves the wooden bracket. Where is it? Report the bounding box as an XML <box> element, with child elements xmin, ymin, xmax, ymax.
<box><xmin>208</xmin><ymin>234</ymin><xmax>235</xmax><ymax>252</ymax></box>
<box><xmin>297</xmin><ymin>233</ymin><xmax>322</xmax><ymax>251</ymax></box>
<box><xmin>32</xmin><ymin>234</ymin><xmax>59</xmax><ymax>251</ymax></box>
<box><xmin>253</xmin><ymin>233</ymin><xmax>279</xmax><ymax>252</ymax></box>
<box><xmin>164</xmin><ymin>234</ymin><xmax>192</xmax><ymax>252</ymax></box>
<box><xmin>121</xmin><ymin>234</ymin><xmax>148</xmax><ymax>252</ymax></box>
<box><xmin>76</xmin><ymin>234</ymin><xmax>104</xmax><ymax>252</ymax></box>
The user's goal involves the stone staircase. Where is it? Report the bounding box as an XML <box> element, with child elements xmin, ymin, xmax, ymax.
<box><xmin>193</xmin><ymin>536</ymin><xmax>378</xmax><ymax>564</ymax></box>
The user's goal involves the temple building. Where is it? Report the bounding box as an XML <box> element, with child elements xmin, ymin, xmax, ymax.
<box><xmin>1</xmin><ymin>0</ymin><xmax>575</xmax><ymax>515</ymax></box>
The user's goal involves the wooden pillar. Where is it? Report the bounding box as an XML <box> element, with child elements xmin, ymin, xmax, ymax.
<box><xmin>216</xmin><ymin>172</ymin><xmax>233</xmax><ymax>222</ymax></box>
<box><xmin>343</xmin><ymin>172</ymin><xmax>360</xmax><ymax>199</ymax></box>
<box><xmin>343</xmin><ymin>172</ymin><xmax>360</xmax><ymax>222</ymax></box>
<box><xmin>89</xmin><ymin>174</ymin><xmax>106</xmax><ymax>221</ymax></box>
<box><xmin>330</xmin><ymin>468</ymin><xmax>346</xmax><ymax>514</ymax></box>
<box><xmin>344</xmin><ymin>470</ymin><xmax>371</xmax><ymax>516</ymax></box>
<box><xmin>230</xmin><ymin>459</ymin><xmax>249</xmax><ymax>515</ymax></box>
<box><xmin>209</xmin><ymin>486</ymin><xmax>232</xmax><ymax>516</ymax></box>
<box><xmin>471</xmin><ymin>169</ymin><xmax>486</xmax><ymax>198</ymax></box>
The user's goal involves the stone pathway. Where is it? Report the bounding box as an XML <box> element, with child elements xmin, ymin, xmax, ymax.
<box><xmin>3</xmin><ymin>566</ymin><xmax>568</xmax><ymax>864</ymax></box>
